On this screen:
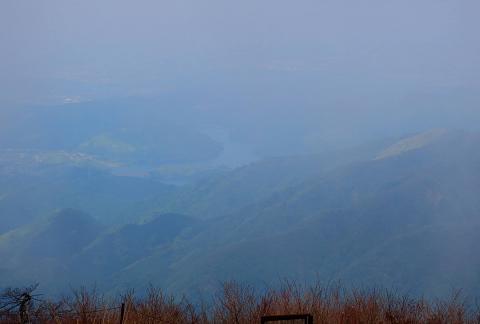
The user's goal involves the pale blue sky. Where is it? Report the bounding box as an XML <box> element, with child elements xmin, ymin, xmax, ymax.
<box><xmin>1</xmin><ymin>0</ymin><xmax>479</xmax><ymax>147</ymax></box>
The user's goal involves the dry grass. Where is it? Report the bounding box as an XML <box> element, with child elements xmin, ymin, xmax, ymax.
<box><xmin>1</xmin><ymin>281</ymin><xmax>479</xmax><ymax>323</ymax></box>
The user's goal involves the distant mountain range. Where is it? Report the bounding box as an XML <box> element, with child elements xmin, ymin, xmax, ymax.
<box><xmin>1</xmin><ymin>129</ymin><xmax>479</xmax><ymax>299</ymax></box>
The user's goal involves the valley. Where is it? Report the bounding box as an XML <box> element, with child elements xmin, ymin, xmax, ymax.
<box><xmin>1</xmin><ymin>129</ymin><xmax>479</xmax><ymax>299</ymax></box>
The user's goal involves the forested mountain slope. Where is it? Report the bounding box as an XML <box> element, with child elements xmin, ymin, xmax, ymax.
<box><xmin>114</xmin><ymin>130</ymin><xmax>480</xmax><ymax>297</ymax></box>
<box><xmin>1</xmin><ymin>130</ymin><xmax>479</xmax><ymax>298</ymax></box>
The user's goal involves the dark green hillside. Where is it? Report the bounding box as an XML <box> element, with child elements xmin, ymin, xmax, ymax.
<box><xmin>0</xmin><ymin>166</ymin><xmax>175</xmax><ymax>234</ymax></box>
<box><xmin>155</xmin><ymin>138</ymin><xmax>391</xmax><ymax>219</ymax></box>
<box><xmin>114</xmin><ymin>130</ymin><xmax>480</xmax><ymax>297</ymax></box>
<box><xmin>25</xmin><ymin>209</ymin><xmax>103</xmax><ymax>259</ymax></box>
<box><xmin>0</xmin><ymin>209</ymin><xmax>199</xmax><ymax>293</ymax></box>
<box><xmin>1</xmin><ymin>130</ymin><xmax>480</xmax><ymax>298</ymax></box>
<box><xmin>71</xmin><ymin>213</ymin><xmax>199</xmax><ymax>279</ymax></box>
<box><xmin>0</xmin><ymin>209</ymin><xmax>104</xmax><ymax>287</ymax></box>
<box><xmin>0</xmin><ymin>209</ymin><xmax>102</xmax><ymax>259</ymax></box>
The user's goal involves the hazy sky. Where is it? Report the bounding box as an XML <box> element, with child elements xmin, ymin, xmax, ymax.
<box><xmin>1</xmin><ymin>0</ymin><xmax>480</xmax><ymax>149</ymax></box>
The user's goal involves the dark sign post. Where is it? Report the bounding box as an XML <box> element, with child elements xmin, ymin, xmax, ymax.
<box><xmin>261</xmin><ymin>314</ymin><xmax>313</xmax><ymax>324</ymax></box>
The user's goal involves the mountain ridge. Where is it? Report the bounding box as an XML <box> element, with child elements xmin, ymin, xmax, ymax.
<box><xmin>1</xmin><ymin>129</ymin><xmax>479</xmax><ymax>298</ymax></box>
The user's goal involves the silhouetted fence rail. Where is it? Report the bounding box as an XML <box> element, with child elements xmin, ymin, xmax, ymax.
<box><xmin>261</xmin><ymin>314</ymin><xmax>313</xmax><ymax>324</ymax></box>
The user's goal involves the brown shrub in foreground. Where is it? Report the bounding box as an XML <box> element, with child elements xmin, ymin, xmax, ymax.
<box><xmin>1</xmin><ymin>281</ymin><xmax>479</xmax><ymax>323</ymax></box>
